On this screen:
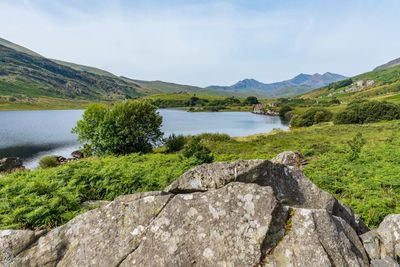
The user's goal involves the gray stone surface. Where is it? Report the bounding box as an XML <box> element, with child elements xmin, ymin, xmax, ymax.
<box><xmin>270</xmin><ymin>151</ymin><xmax>308</xmax><ymax>168</ymax></box>
<box><xmin>264</xmin><ymin>208</ymin><xmax>369</xmax><ymax>266</ymax></box>
<box><xmin>371</xmin><ymin>256</ymin><xmax>400</xmax><ymax>267</ymax></box>
<box><xmin>376</xmin><ymin>214</ymin><xmax>400</xmax><ymax>261</ymax></box>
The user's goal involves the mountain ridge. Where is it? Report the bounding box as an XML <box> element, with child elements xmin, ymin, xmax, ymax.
<box><xmin>207</xmin><ymin>72</ymin><xmax>347</xmax><ymax>97</ymax></box>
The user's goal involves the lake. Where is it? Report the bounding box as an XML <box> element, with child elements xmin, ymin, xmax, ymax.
<box><xmin>0</xmin><ymin>109</ymin><xmax>288</xmax><ymax>168</ymax></box>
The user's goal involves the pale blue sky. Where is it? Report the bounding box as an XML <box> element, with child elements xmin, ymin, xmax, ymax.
<box><xmin>1</xmin><ymin>0</ymin><xmax>400</xmax><ymax>86</ymax></box>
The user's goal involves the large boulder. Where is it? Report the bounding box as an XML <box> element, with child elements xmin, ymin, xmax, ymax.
<box><xmin>0</xmin><ymin>156</ymin><xmax>388</xmax><ymax>266</ymax></box>
<box><xmin>0</xmin><ymin>157</ymin><xmax>23</xmax><ymax>172</ymax></box>
<box><xmin>361</xmin><ymin>214</ymin><xmax>400</xmax><ymax>265</ymax></box>
<box><xmin>377</xmin><ymin>214</ymin><xmax>400</xmax><ymax>261</ymax></box>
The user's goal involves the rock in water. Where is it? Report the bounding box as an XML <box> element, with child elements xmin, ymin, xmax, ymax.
<box><xmin>2</xmin><ymin>156</ymin><xmax>394</xmax><ymax>267</ymax></box>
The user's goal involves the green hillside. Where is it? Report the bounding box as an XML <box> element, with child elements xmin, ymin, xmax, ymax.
<box><xmin>0</xmin><ymin>44</ymin><xmax>153</xmax><ymax>101</ymax></box>
<box><xmin>301</xmin><ymin>64</ymin><xmax>400</xmax><ymax>102</ymax></box>
<box><xmin>50</xmin><ymin>59</ymin><xmax>117</xmax><ymax>78</ymax></box>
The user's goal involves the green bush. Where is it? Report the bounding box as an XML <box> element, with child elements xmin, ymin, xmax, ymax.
<box><xmin>38</xmin><ymin>156</ymin><xmax>59</xmax><ymax>169</ymax></box>
<box><xmin>72</xmin><ymin>100</ymin><xmax>163</xmax><ymax>155</ymax></box>
<box><xmin>334</xmin><ymin>100</ymin><xmax>400</xmax><ymax>124</ymax></box>
<box><xmin>182</xmin><ymin>137</ymin><xmax>214</xmax><ymax>164</ymax></box>
<box><xmin>165</xmin><ymin>134</ymin><xmax>187</xmax><ymax>152</ymax></box>
<box><xmin>279</xmin><ymin>105</ymin><xmax>293</xmax><ymax>117</ymax></box>
<box><xmin>291</xmin><ymin>108</ymin><xmax>333</xmax><ymax>127</ymax></box>
<box><xmin>198</xmin><ymin>133</ymin><xmax>231</xmax><ymax>142</ymax></box>
<box><xmin>243</xmin><ymin>96</ymin><xmax>259</xmax><ymax>105</ymax></box>
<box><xmin>0</xmin><ymin>153</ymin><xmax>198</xmax><ymax>229</ymax></box>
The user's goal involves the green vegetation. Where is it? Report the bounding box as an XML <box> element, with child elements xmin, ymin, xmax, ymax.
<box><xmin>347</xmin><ymin>133</ymin><xmax>366</xmax><ymax>161</ymax></box>
<box><xmin>38</xmin><ymin>156</ymin><xmax>59</xmax><ymax>169</ymax></box>
<box><xmin>144</xmin><ymin>93</ymin><xmax>257</xmax><ymax>112</ymax></box>
<box><xmin>182</xmin><ymin>136</ymin><xmax>214</xmax><ymax>164</ymax></box>
<box><xmin>0</xmin><ymin>44</ymin><xmax>148</xmax><ymax>102</ymax></box>
<box><xmin>164</xmin><ymin>134</ymin><xmax>187</xmax><ymax>153</ymax></box>
<box><xmin>291</xmin><ymin>108</ymin><xmax>333</xmax><ymax>127</ymax></box>
<box><xmin>72</xmin><ymin>100</ymin><xmax>163</xmax><ymax>155</ymax></box>
<box><xmin>302</xmin><ymin>63</ymin><xmax>400</xmax><ymax>102</ymax></box>
<box><xmin>0</xmin><ymin>154</ymin><xmax>198</xmax><ymax>229</ymax></box>
<box><xmin>334</xmin><ymin>100</ymin><xmax>400</xmax><ymax>124</ymax></box>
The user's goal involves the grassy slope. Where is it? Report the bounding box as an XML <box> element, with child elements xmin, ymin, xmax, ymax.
<box><xmin>0</xmin><ymin>44</ymin><xmax>148</xmax><ymax>101</ymax></box>
<box><xmin>302</xmin><ymin>64</ymin><xmax>400</xmax><ymax>102</ymax></box>
<box><xmin>50</xmin><ymin>59</ymin><xmax>117</xmax><ymax>78</ymax></box>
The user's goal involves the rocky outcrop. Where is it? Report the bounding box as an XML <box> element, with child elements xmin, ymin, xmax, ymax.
<box><xmin>54</xmin><ymin>156</ymin><xmax>77</xmax><ymax>165</ymax></box>
<box><xmin>0</xmin><ymin>157</ymin><xmax>24</xmax><ymax>173</ymax></box>
<box><xmin>1</xmin><ymin>154</ymin><xmax>398</xmax><ymax>266</ymax></box>
<box><xmin>71</xmin><ymin>150</ymin><xmax>84</xmax><ymax>159</ymax></box>
<box><xmin>252</xmin><ymin>103</ymin><xmax>279</xmax><ymax>116</ymax></box>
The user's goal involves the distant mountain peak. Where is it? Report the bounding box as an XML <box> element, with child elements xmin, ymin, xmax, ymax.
<box><xmin>206</xmin><ymin>72</ymin><xmax>347</xmax><ymax>97</ymax></box>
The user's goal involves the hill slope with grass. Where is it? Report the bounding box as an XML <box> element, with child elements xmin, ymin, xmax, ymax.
<box><xmin>0</xmin><ymin>43</ymin><xmax>156</xmax><ymax>101</ymax></box>
<box><xmin>301</xmin><ymin>63</ymin><xmax>400</xmax><ymax>102</ymax></box>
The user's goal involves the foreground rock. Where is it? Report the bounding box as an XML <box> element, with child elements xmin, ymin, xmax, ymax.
<box><xmin>361</xmin><ymin>214</ymin><xmax>400</xmax><ymax>265</ymax></box>
<box><xmin>0</xmin><ymin>157</ymin><xmax>24</xmax><ymax>173</ymax></box>
<box><xmin>1</xmin><ymin>154</ymin><xmax>398</xmax><ymax>266</ymax></box>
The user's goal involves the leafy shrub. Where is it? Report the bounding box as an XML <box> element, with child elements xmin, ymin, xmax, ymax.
<box><xmin>279</xmin><ymin>105</ymin><xmax>293</xmax><ymax>117</ymax></box>
<box><xmin>291</xmin><ymin>108</ymin><xmax>333</xmax><ymax>127</ymax></box>
<box><xmin>8</xmin><ymin>96</ymin><xmax>16</xmax><ymax>102</ymax></box>
<box><xmin>165</xmin><ymin>134</ymin><xmax>187</xmax><ymax>152</ymax></box>
<box><xmin>39</xmin><ymin>156</ymin><xmax>59</xmax><ymax>169</ymax></box>
<box><xmin>328</xmin><ymin>78</ymin><xmax>353</xmax><ymax>90</ymax></box>
<box><xmin>334</xmin><ymin>100</ymin><xmax>400</xmax><ymax>124</ymax></box>
<box><xmin>182</xmin><ymin>137</ymin><xmax>214</xmax><ymax>163</ymax></box>
<box><xmin>198</xmin><ymin>133</ymin><xmax>231</xmax><ymax>142</ymax></box>
<box><xmin>347</xmin><ymin>133</ymin><xmax>366</xmax><ymax>161</ymax></box>
<box><xmin>243</xmin><ymin>96</ymin><xmax>259</xmax><ymax>105</ymax></box>
<box><xmin>0</xmin><ymin>153</ymin><xmax>198</xmax><ymax>229</ymax></box>
<box><xmin>72</xmin><ymin>100</ymin><xmax>163</xmax><ymax>155</ymax></box>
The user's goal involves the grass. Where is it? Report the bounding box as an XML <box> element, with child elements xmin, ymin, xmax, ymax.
<box><xmin>302</xmin><ymin>64</ymin><xmax>400</xmax><ymax>101</ymax></box>
<box><xmin>0</xmin><ymin>97</ymin><xmax>94</xmax><ymax>110</ymax></box>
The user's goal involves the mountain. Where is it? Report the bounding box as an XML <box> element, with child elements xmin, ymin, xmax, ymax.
<box><xmin>301</xmin><ymin>62</ymin><xmax>400</xmax><ymax>102</ymax></box>
<box><xmin>207</xmin><ymin>72</ymin><xmax>347</xmax><ymax>97</ymax></box>
<box><xmin>373</xmin><ymin>57</ymin><xmax>400</xmax><ymax>71</ymax></box>
<box><xmin>0</xmin><ymin>38</ymin><xmax>263</xmax><ymax>100</ymax></box>
<box><xmin>0</xmin><ymin>43</ymin><xmax>155</xmax><ymax>100</ymax></box>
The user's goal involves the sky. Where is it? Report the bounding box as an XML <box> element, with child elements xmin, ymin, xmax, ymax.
<box><xmin>1</xmin><ymin>0</ymin><xmax>400</xmax><ymax>87</ymax></box>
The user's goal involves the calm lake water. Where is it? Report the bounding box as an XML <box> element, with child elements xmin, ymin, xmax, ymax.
<box><xmin>0</xmin><ymin>109</ymin><xmax>288</xmax><ymax>168</ymax></box>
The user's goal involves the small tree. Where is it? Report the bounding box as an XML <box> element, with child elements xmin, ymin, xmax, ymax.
<box><xmin>72</xmin><ymin>100</ymin><xmax>163</xmax><ymax>155</ymax></box>
<box><xmin>182</xmin><ymin>137</ymin><xmax>213</xmax><ymax>163</ymax></box>
<box><xmin>243</xmin><ymin>96</ymin><xmax>259</xmax><ymax>105</ymax></box>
